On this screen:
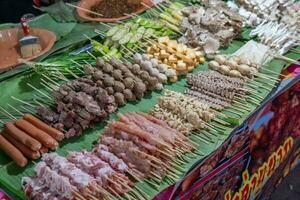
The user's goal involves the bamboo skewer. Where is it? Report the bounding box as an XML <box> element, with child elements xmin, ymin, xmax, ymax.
<box><xmin>7</xmin><ymin>104</ymin><xmax>24</xmax><ymax>116</ymax></box>
<box><xmin>27</xmin><ymin>83</ymin><xmax>52</xmax><ymax>100</ymax></box>
<box><xmin>0</xmin><ymin>106</ymin><xmax>17</xmax><ymax>120</ymax></box>
<box><xmin>65</xmin><ymin>3</ymin><xmax>103</xmax><ymax>17</ymax></box>
<box><xmin>20</xmin><ymin>106</ymin><xmax>35</xmax><ymax>114</ymax></box>
<box><xmin>11</xmin><ymin>96</ymin><xmax>35</xmax><ymax>108</ymax></box>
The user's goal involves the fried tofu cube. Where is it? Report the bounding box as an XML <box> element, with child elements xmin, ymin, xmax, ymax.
<box><xmin>167</xmin><ymin>40</ymin><xmax>178</xmax><ymax>49</ymax></box>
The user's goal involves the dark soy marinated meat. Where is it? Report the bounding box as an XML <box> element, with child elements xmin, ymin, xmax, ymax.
<box><xmin>38</xmin><ymin>77</ymin><xmax>117</xmax><ymax>138</ymax></box>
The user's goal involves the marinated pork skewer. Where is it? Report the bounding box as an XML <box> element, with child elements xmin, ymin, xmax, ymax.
<box><xmin>24</xmin><ymin>162</ymin><xmax>90</xmax><ymax>200</ymax></box>
<box><xmin>66</xmin><ymin>150</ymin><xmax>142</xmax><ymax>199</ymax></box>
<box><xmin>41</xmin><ymin>153</ymin><xmax>113</xmax><ymax>199</ymax></box>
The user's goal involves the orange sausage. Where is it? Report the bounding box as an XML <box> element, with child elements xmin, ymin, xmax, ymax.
<box><xmin>2</xmin><ymin>131</ymin><xmax>40</xmax><ymax>160</ymax></box>
<box><xmin>5</xmin><ymin>123</ymin><xmax>42</xmax><ymax>151</ymax></box>
<box><xmin>15</xmin><ymin>119</ymin><xmax>59</xmax><ymax>149</ymax></box>
<box><xmin>23</xmin><ymin>114</ymin><xmax>64</xmax><ymax>141</ymax></box>
<box><xmin>0</xmin><ymin>134</ymin><xmax>28</xmax><ymax>167</ymax></box>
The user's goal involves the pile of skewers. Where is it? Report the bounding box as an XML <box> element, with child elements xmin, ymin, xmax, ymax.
<box><xmin>147</xmin><ymin>1</ymin><xmax>243</xmax><ymax>55</ymax></box>
<box><xmin>22</xmin><ymin>112</ymin><xmax>196</xmax><ymax>200</ymax></box>
<box><xmin>147</xmin><ymin>36</ymin><xmax>205</xmax><ymax>81</ymax></box>
<box><xmin>185</xmin><ymin>53</ymin><xmax>283</xmax><ymax>120</ymax></box>
<box><xmin>208</xmin><ymin>54</ymin><xmax>264</xmax><ymax>78</ymax></box>
<box><xmin>93</xmin><ymin>17</ymin><xmax>174</xmax><ymax>59</ymax></box>
<box><xmin>249</xmin><ymin>20</ymin><xmax>299</xmax><ymax>55</ymax></box>
<box><xmin>176</xmin><ymin>2</ymin><xmax>243</xmax><ymax>55</ymax></box>
<box><xmin>0</xmin><ymin>114</ymin><xmax>64</xmax><ymax>167</ymax></box>
<box><xmin>36</xmin><ymin>74</ymin><xmax>117</xmax><ymax>138</ymax></box>
<box><xmin>186</xmin><ymin>71</ymin><xmax>248</xmax><ymax>112</ymax></box>
<box><xmin>234</xmin><ymin>0</ymin><xmax>299</xmax><ymax>25</ymax></box>
<box><xmin>150</xmin><ymin>89</ymin><xmax>230</xmax><ymax>136</ymax></box>
<box><xmin>85</xmin><ymin>56</ymin><xmax>165</xmax><ymax>105</ymax></box>
<box><xmin>26</xmin><ymin>54</ymin><xmax>170</xmax><ymax>138</ymax></box>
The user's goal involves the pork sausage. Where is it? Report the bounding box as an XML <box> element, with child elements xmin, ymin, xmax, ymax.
<box><xmin>2</xmin><ymin>131</ymin><xmax>40</xmax><ymax>160</ymax></box>
<box><xmin>23</xmin><ymin>114</ymin><xmax>64</xmax><ymax>141</ymax></box>
<box><xmin>15</xmin><ymin>119</ymin><xmax>59</xmax><ymax>149</ymax></box>
<box><xmin>5</xmin><ymin>123</ymin><xmax>41</xmax><ymax>151</ymax></box>
<box><xmin>0</xmin><ymin>134</ymin><xmax>28</xmax><ymax>167</ymax></box>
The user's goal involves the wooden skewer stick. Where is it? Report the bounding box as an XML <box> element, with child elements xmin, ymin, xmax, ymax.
<box><xmin>99</xmin><ymin>22</ymin><xmax>112</xmax><ymax>29</ymax></box>
<box><xmin>27</xmin><ymin>83</ymin><xmax>52</xmax><ymax>100</ymax></box>
<box><xmin>288</xmin><ymin>35</ymin><xmax>300</xmax><ymax>41</ymax></box>
<box><xmin>247</xmin><ymin>82</ymin><xmax>271</xmax><ymax>91</ymax></box>
<box><xmin>125</xmin><ymin>169</ymin><xmax>141</xmax><ymax>182</ymax></box>
<box><xmin>40</xmin><ymin>79</ymin><xmax>58</xmax><ymax>91</ymax></box>
<box><xmin>0</xmin><ymin>106</ymin><xmax>16</xmax><ymax>120</ymax></box>
<box><xmin>33</xmin><ymin>98</ymin><xmax>44</xmax><ymax>107</ymax></box>
<box><xmin>255</xmin><ymin>73</ymin><xmax>279</xmax><ymax>82</ymax></box>
<box><xmin>273</xmin><ymin>54</ymin><xmax>300</xmax><ymax>65</ymax></box>
<box><xmin>150</xmin><ymin>171</ymin><xmax>162</xmax><ymax>181</ymax></box>
<box><xmin>7</xmin><ymin>104</ymin><xmax>24</xmax><ymax>116</ymax></box>
<box><xmin>149</xmin><ymin>0</ymin><xmax>164</xmax><ymax>12</ymax></box>
<box><xmin>290</xmin><ymin>48</ymin><xmax>300</xmax><ymax>54</ymax></box>
<box><xmin>94</xmin><ymin>29</ymin><xmax>106</xmax><ymax>37</ymax></box>
<box><xmin>106</xmin><ymin>185</ymin><xmax>123</xmax><ymax>199</ymax></box>
<box><xmin>65</xmin><ymin>3</ymin><xmax>103</xmax><ymax>17</ymax></box>
<box><xmin>112</xmin><ymin>175</ymin><xmax>144</xmax><ymax>200</ymax></box>
<box><xmin>54</xmin><ymin>70</ymin><xmax>72</xmax><ymax>82</ymax></box>
<box><xmin>70</xmin><ymin>59</ymin><xmax>85</xmax><ymax>68</ymax></box>
<box><xmin>41</xmin><ymin>78</ymin><xmax>58</xmax><ymax>91</ymax></box>
<box><xmin>40</xmin><ymin>82</ymin><xmax>54</xmax><ymax>92</ymax></box>
<box><xmin>133</xmin><ymin>185</ymin><xmax>150</xmax><ymax>200</ymax></box>
<box><xmin>95</xmin><ymin>186</ymin><xmax>115</xmax><ymax>200</ymax></box>
<box><xmin>72</xmin><ymin>191</ymin><xmax>87</xmax><ymax>200</ymax></box>
<box><xmin>20</xmin><ymin>106</ymin><xmax>35</xmax><ymax>114</ymax></box>
<box><xmin>123</xmin><ymin>13</ymin><xmax>137</xmax><ymax>18</ymax></box>
<box><xmin>65</xmin><ymin>68</ymin><xmax>79</xmax><ymax>79</ymax></box>
<box><xmin>260</xmin><ymin>66</ymin><xmax>287</xmax><ymax>77</ymax></box>
<box><xmin>42</xmin><ymin>74</ymin><xmax>60</xmax><ymax>86</ymax></box>
<box><xmin>0</xmin><ymin>118</ymin><xmax>5</xmax><ymax>125</ymax></box>
<box><xmin>11</xmin><ymin>96</ymin><xmax>35</xmax><ymax>108</ymax></box>
<box><xmin>87</xmin><ymin>51</ymin><xmax>97</xmax><ymax>60</ymax></box>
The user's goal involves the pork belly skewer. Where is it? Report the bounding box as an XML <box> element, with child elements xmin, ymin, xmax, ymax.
<box><xmin>101</xmin><ymin>125</ymin><xmax>184</xmax><ymax>167</ymax></box>
<box><xmin>135</xmin><ymin>112</ymin><xmax>198</xmax><ymax>148</ymax></box>
<box><xmin>66</xmin><ymin>151</ymin><xmax>145</xmax><ymax>200</ymax></box>
<box><xmin>111</xmin><ymin>120</ymin><xmax>174</xmax><ymax>152</ymax></box>
<box><xmin>22</xmin><ymin>162</ymin><xmax>89</xmax><ymax>200</ymax></box>
<box><xmin>120</xmin><ymin>112</ymin><xmax>194</xmax><ymax>152</ymax></box>
<box><xmin>41</xmin><ymin>153</ymin><xmax>111</xmax><ymax>200</ymax></box>
<box><xmin>92</xmin><ymin>144</ymin><xmax>151</xmax><ymax>198</ymax></box>
<box><xmin>100</xmin><ymin>135</ymin><xmax>169</xmax><ymax>178</ymax></box>
<box><xmin>100</xmin><ymin>129</ymin><xmax>184</xmax><ymax>184</ymax></box>
<box><xmin>22</xmin><ymin>176</ymin><xmax>82</xmax><ymax>200</ymax></box>
<box><xmin>93</xmin><ymin>144</ymin><xmax>144</xmax><ymax>179</ymax></box>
